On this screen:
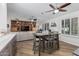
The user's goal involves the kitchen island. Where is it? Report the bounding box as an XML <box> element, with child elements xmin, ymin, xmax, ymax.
<box><xmin>0</xmin><ymin>33</ymin><xmax>16</xmax><ymax>56</ymax></box>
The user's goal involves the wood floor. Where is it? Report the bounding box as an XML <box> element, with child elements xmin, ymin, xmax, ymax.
<box><xmin>16</xmin><ymin>40</ymin><xmax>78</xmax><ymax>56</ymax></box>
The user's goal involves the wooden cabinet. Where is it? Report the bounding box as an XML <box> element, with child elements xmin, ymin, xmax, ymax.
<box><xmin>11</xmin><ymin>20</ymin><xmax>36</xmax><ymax>32</ymax></box>
<box><xmin>11</xmin><ymin>20</ymin><xmax>21</xmax><ymax>32</ymax></box>
<box><xmin>0</xmin><ymin>35</ymin><xmax>16</xmax><ymax>56</ymax></box>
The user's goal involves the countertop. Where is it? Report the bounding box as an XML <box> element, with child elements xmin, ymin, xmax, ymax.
<box><xmin>0</xmin><ymin>32</ymin><xmax>16</xmax><ymax>52</ymax></box>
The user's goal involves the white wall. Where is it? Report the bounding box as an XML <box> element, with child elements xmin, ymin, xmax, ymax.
<box><xmin>47</xmin><ymin>11</ymin><xmax>79</xmax><ymax>46</ymax></box>
<box><xmin>0</xmin><ymin>3</ymin><xmax>7</xmax><ymax>32</ymax></box>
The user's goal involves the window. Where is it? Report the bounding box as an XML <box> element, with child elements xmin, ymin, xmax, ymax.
<box><xmin>42</xmin><ymin>24</ymin><xmax>45</xmax><ymax>30</ymax></box>
<box><xmin>42</xmin><ymin>23</ymin><xmax>49</xmax><ymax>30</ymax></box>
<box><xmin>65</xmin><ymin>19</ymin><xmax>70</xmax><ymax>34</ymax></box>
<box><xmin>61</xmin><ymin>20</ymin><xmax>65</xmax><ymax>34</ymax></box>
<box><xmin>71</xmin><ymin>17</ymin><xmax>78</xmax><ymax>35</ymax></box>
<box><xmin>61</xmin><ymin>17</ymin><xmax>78</xmax><ymax>36</ymax></box>
<box><xmin>45</xmin><ymin>23</ymin><xmax>49</xmax><ymax>30</ymax></box>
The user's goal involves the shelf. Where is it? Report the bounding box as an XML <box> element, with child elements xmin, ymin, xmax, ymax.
<box><xmin>11</xmin><ymin>20</ymin><xmax>36</xmax><ymax>32</ymax></box>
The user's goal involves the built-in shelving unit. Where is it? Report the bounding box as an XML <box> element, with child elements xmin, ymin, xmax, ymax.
<box><xmin>11</xmin><ymin>20</ymin><xmax>36</xmax><ymax>32</ymax></box>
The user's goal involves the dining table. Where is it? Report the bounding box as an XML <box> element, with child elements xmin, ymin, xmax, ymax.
<box><xmin>34</xmin><ymin>32</ymin><xmax>59</xmax><ymax>56</ymax></box>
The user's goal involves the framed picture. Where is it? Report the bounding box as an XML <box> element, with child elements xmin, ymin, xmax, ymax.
<box><xmin>51</xmin><ymin>22</ymin><xmax>57</xmax><ymax>27</ymax></box>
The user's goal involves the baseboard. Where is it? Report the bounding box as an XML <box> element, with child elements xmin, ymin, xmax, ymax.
<box><xmin>59</xmin><ymin>40</ymin><xmax>79</xmax><ymax>47</ymax></box>
<box><xmin>17</xmin><ymin>39</ymin><xmax>33</xmax><ymax>42</ymax></box>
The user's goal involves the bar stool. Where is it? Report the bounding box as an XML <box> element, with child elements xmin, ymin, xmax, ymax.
<box><xmin>33</xmin><ymin>34</ymin><xmax>43</xmax><ymax>55</ymax></box>
<box><xmin>45</xmin><ymin>32</ymin><xmax>59</xmax><ymax>54</ymax></box>
<box><xmin>54</xmin><ymin>33</ymin><xmax>59</xmax><ymax>50</ymax></box>
<box><xmin>48</xmin><ymin>32</ymin><xmax>59</xmax><ymax>50</ymax></box>
<box><xmin>45</xmin><ymin>32</ymin><xmax>55</xmax><ymax>54</ymax></box>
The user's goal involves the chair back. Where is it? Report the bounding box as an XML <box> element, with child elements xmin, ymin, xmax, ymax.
<box><xmin>48</xmin><ymin>31</ymin><xmax>59</xmax><ymax>40</ymax></box>
<box><xmin>45</xmin><ymin>32</ymin><xmax>54</xmax><ymax>41</ymax></box>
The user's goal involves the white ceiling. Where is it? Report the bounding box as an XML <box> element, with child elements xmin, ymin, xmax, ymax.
<box><xmin>7</xmin><ymin>3</ymin><xmax>79</xmax><ymax>20</ymax></box>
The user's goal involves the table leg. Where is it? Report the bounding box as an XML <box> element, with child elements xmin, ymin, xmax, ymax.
<box><xmin>39</xmin><ymin>37</ymin><xmax>41</xmax><ymax>56</ymax></box>
<box><xmin>57</xmin><ymin>40</ymin><xmax>59</xmax><ymax>50</ymax></box>
<box><xmin>42</xmin><ymin>39</ymin><xmax>45</xmax><ymax>52</ymax></box>
<box><xmin>57</xmin><ymin>34</ymin><xmax>59</xmax><ymax>50</ymax></box>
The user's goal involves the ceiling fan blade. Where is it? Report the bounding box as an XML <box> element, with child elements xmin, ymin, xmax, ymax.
<box><xmin>59</xmin><ymin>3</ymin><xmax>71</xmax><ymax>8</ymax></box>
<box><xmin>49</xmin><ymin>4</ymin><xmax>55</xmax><ymax>9</ymax></box>
<box><xmin>45</xmin><ymin>10</ymin><xmax>54</xmax><ymax>13</ymax></box>
<box><xmin>59</xmin><ymin>9</ymin><xmax>67</xmax><ymax>12</ymax></box>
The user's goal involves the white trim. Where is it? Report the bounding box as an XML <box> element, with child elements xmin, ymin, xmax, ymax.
<box><xmin>61</xmin><ymin>34</ymin><xmax>79</xmax><ymax>39</ymax></box>
<box><xmin>60</xmin><ymin>34</ymin><xmax>79</xmax><ymax>47</ymax></box>
<box><xmin>59</xmin><ymin>39</ymin><xmax>79</xmax><ymax>47</ymax></box>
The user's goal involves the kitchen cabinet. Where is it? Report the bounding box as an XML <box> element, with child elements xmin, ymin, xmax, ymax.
<box><xmin>16</xmin><ymin>32</ymin><xmax>34</xmax><ymax>41</ymax></box>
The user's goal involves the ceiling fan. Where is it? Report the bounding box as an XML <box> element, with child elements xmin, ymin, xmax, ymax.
<box><xmin>42</xmin><ymin>3</ymin><xmax>71</xmax><ymax>14</ymax></box>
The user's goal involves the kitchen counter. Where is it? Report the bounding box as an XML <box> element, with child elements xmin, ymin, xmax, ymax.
<box><xmin>0</xmin><ymin>33</ymin><xmax>16</xmax><ymax>52</ymax></box>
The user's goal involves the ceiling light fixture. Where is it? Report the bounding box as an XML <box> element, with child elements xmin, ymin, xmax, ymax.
<box><xmin>54</xmin><ymin>9</ymin><xmax>59</xmax><ymax>13</ymax></box>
